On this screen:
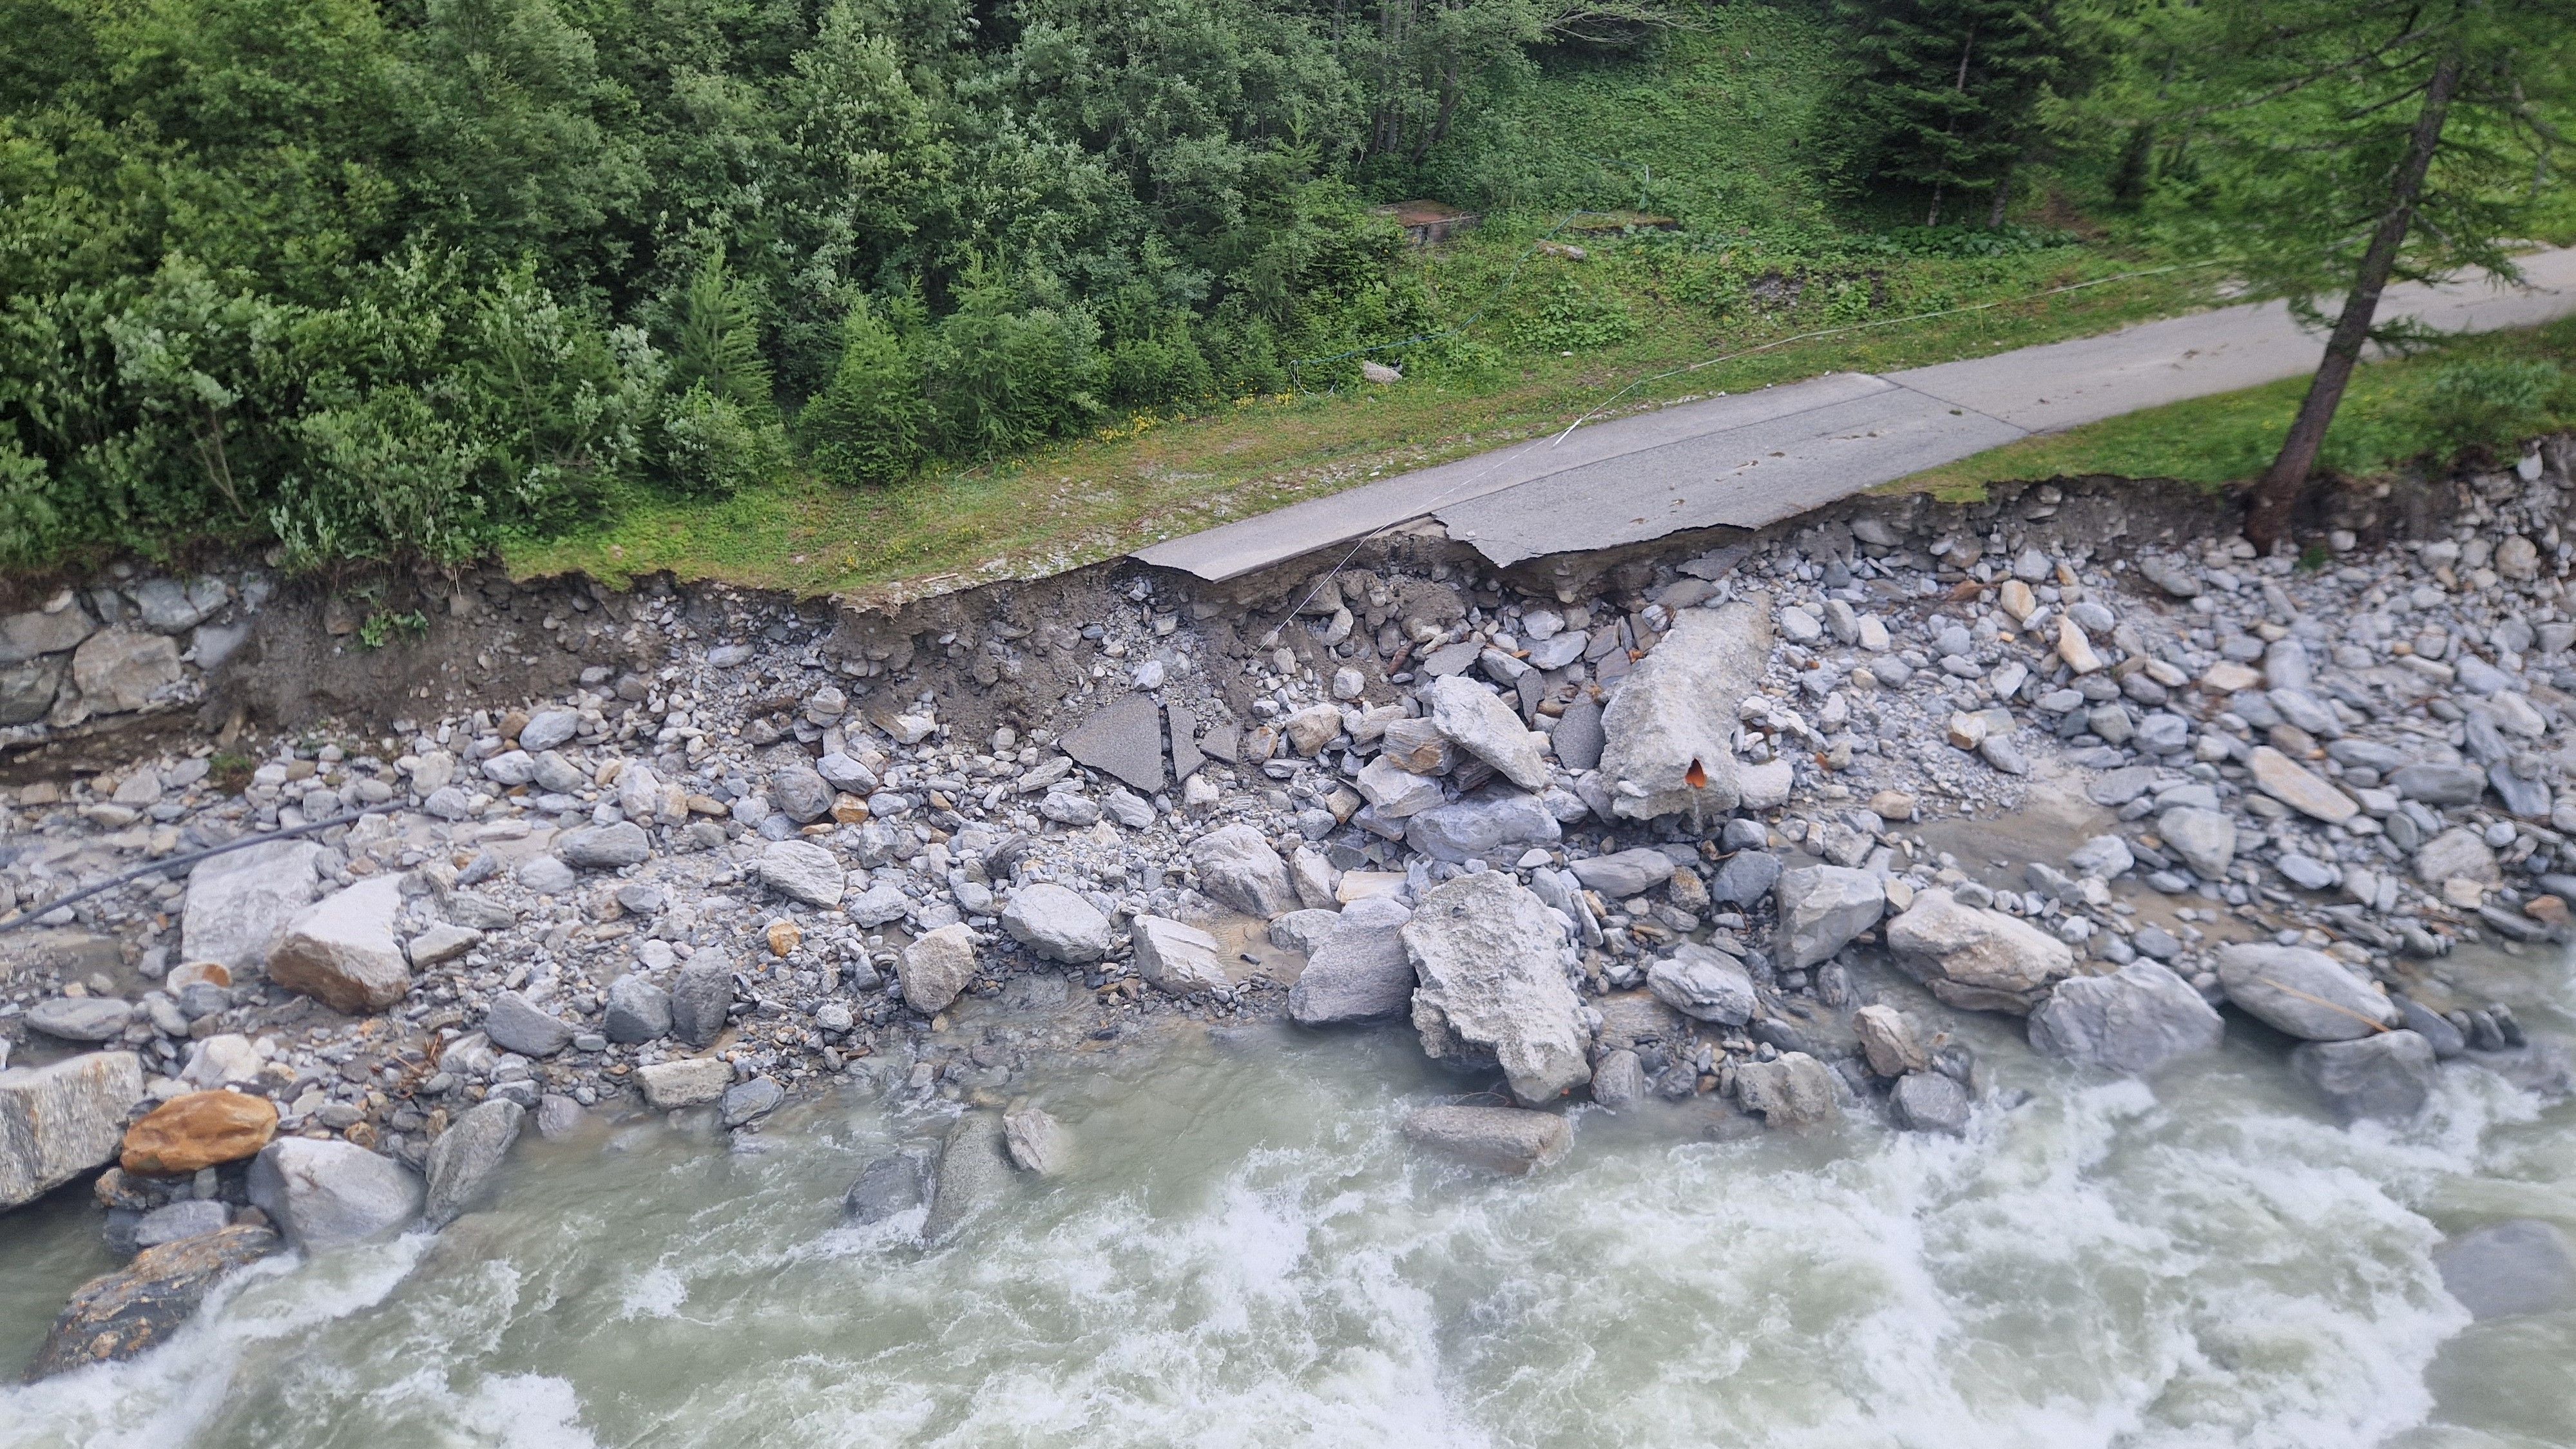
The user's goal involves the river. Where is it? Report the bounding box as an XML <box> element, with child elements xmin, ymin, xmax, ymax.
<box><xmin>2</xmin><ymin>943</ymin><xmax>2571</xmax><ymax>1448</ymax></box>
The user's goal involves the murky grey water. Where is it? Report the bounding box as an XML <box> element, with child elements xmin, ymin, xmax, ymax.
<box><xmin>5</xmin><ymin>947</ymin><xmax>2573</xmax><ymax>1449</ymax></box>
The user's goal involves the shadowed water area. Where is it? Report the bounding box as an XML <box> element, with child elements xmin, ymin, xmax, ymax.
<box><xmin>2</xmin><ymin>943</ymin><xmax>2572</xmax><ymax>1448</ymax></box>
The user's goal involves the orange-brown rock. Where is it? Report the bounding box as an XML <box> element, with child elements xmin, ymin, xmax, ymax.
<box><xmin>120</xmin><ymin>1091</ymin><xmax>278</xmax><ymax>1175</ymax></box>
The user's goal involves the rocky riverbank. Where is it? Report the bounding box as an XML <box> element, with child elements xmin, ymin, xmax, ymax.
<box><xmin>8</xmin><ymin>444</ymin><xmax>2576</xmax><ymax>1376</ymax></box>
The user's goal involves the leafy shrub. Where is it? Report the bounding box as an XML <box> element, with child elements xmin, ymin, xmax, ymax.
<box><xmin>2316</xmin><ymin>356</ymin><xmax>2569</xmax><ymax>478</ymax></box>
<box><xmin>655</xmin><ymin>383</ymin><xmax>790</xmax><ymax>499</ymax></box>
<box><xmin>4</xmin><ymin>251</ymin><xmax>660</xmax><ymax>569</ymax></box>
<box><xmin>1504</xmin><ymin>271</ymin><xmax>1637</xmax><ymax>352</ymax></box>
<box><xmin>2421</xmin><ymin>359</ymin><xmax>2570</xmax><ymax>455</ymax></box>
<box><xmin>1102</xmin><ymin>323</ymin><xmax>1215</xmax><ymax>410</ymax></box>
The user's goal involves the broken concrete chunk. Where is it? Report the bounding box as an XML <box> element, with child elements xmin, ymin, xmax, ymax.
<box><xmin>1062</xmin><ymin>695</ymin><xmax>1165</xmax><ymax>792</ymax></box>
<box><xmin>1597</xmin><ymin>597</ymin><xmax>1773</xmax><ymax>819</ymax></box>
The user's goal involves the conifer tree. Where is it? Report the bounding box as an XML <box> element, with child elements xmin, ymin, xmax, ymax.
<box><xmin>2103</xmin><ymin>0</ymin><xmax>2575</xmax><ymax>548</ymax></box>
<box><xmin>670</xmin><ymin>248</ymin><xmax>774</xmax><ymax>416</ymax></box>
<box><xmin>800</xmin><ymin>296</ymin><xmax>929</xmax><ymax>486</ymax></box>
<box><xmin>1838</xmin><ymin>0</ymin><xmax>2069</xmax><ymax>226</ymax></box>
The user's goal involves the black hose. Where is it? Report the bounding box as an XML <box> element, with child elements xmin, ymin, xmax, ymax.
<box><xmin>0</xmin><ymin>800</ymin><xmax>407</xmax><ymax>935</ymax></box>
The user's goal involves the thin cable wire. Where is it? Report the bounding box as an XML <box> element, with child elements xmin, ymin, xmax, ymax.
<box><xmin>0</xmin><ymin>801</ymin><xmax>405</xmax><ymax>934</ymax></box>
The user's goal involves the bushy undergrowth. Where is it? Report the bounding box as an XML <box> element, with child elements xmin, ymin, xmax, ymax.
<box><xmin>0</xmin><ymin>0</ymin><xmax>2252</xmax><ymax>573</ymax></box>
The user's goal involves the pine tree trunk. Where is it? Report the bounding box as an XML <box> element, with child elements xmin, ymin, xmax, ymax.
<box><xmin>1987</xmin><ymin>160</ymin><xmax>2014</xmax><ymax>228</ymax></box>
<box><xmin>1925</xmin><ymin>25</ymin><xmax>1977</xmax><ymax>231</ymax></box>
<box><xmin>2244</xmin><ymin>50</ymin><xmax>2465</xmax><ymax>552</ymax></box>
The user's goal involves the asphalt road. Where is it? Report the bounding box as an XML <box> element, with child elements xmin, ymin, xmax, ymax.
<box><xmin>1133</xmin><ymin>247</ymin><xmax>2576</xmax><ymax>579</ymax></box>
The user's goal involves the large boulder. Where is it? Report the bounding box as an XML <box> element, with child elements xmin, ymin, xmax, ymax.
<box><xmin>843</xmin><ymin>1148</ymin><xmax>931</xmax><ymax>1225</ymax></box>
<box><xmin>25</xmin><ymin>1224</ymin><xmax>280</xmax><ymax>1379</ymax></box>
<box><xmin>1287</xmin><ymin>897</ymin><xmax>1415</xmax><ymax>1025</ymax></box>
<box><xmin>669</xmin><ymin>958</ymin><xmax>734</xmax><ymax>1046</ymax></box>
<box><xmin>558</xmin><ymin>821</ymin><xmax>651</xmax><ymax>870</ymax></box>
<box><xmin>1597</xmin><ymin>597</ymin><xmax>1773</xmax><ymax>818</ymax></box>
<box><xmin>1424</xmin><ymin>675</ymin><xmax>1548</xmax><ymax>789</ymax></box>
<box><xmin>2028</xmin><ymin>961</ymin><xmax>2225</xmax><ymax>1073</ymax></box>
<box><xmin>1775</xmin><ymin>866</ymin><xmax>1887</xmax><ymax>971</ymax></box>
<box><xmin>900</xmin><ymin>924</ymin><xmax>979</xmax><ymax>1014</ymax></box>
<box><xmin>1401</xmin><ymin>789</ymin><xmax>1562</xmax><ymax>863</ymax></box>
<box><xmin>0</xmin><ymin>657</ymin><xmax>64</xmax><ymax>724</ymax></box>
<box><xmin>1002</xmin><ymin>1108</ymin><xmax>1072</xmax><ymax>1177</ymax></box>
<box><xmin>1883</xmin><ymin>888</ymin><xmax>2076</xmax><ymax>1014</ymax></box>
<box><xmin>604</xmin><ymin>974</ymin><xmax>673</xmax><ymax>1044</ymax></box>
<box><xmin>422</xmin><ymin>1099</ymin><xmax>524</xmax><ymax>1227</ymax></box>
<box><xmin>921</xmin><ymin>1113</ymin><xmax>1014</xmax><ymax>1245</ymax></box>
<box><xmin>1188</xmin><ymin>825</ymin><xmax>1296</xmax><ymax>917</ymax></box>
<box><xmin>0</xmin><ymin>603</ymin><xmax>94</xmax><ymax>664</ymax></box>
<box><xmin>120</xmin><ymin>1090</ymin><xmax>277</xmax><ymax>1176</ymax></box>
<box><xmin>1733</xmin><ymin>1051</ymin><xmax>1839</xmax><ymax>1128</ymax></box>
<box><xmin>1645</xmin><ymin>945</ymin><xmax>1757</xmax><ymax>1025</ymax></box>
<box><xmin>1399</xmin><ymin>1104</ymin><xmax>1570</xmax><ymax>1175</ymax></box>
<box><xmin>2214</xmin><ymin>944</ymin><xmax>2400</xmax><ymax>1041</ymax></box>
<box><xmin>1000</xmin><ymin>883</ymin><xmax>1111</xmax><ymax>964</ymax></box>
<box><xmin>756</xmin><ymin>840</ymin><xmax>845</xmax><ymax>907</ymax></box>
<box><xmin>181</xmin><ymin>840</ymin><xmax>327</xmax><ymax>975</ymax></box>
<box><xmin>1890</xmin><ymin>1071</ymin><xmax>1971</xmax><ymax>1134</ymax></box>
<box><xmin>2157</xmin><ymin>807</ymin><xmax>2238</xmax><ymax>879</ymax></box>
<box><xmin>637</xmin><ymin>1057</ymin><xmax>729</xmax><ymax>1109</ymax></box>
<box><xmin>27</xmin><ymin>997</ymin><xmax>133</xmax><ymax>1042</ymax></box>
<box><xmin>483</xmin><ymin>992</ymin><xmax>574</xmax><ymax>1058</ymax></box>
<box><xmin>1403</xmin><ymin>872</ymin><xmax>1590</xmax><ymax>1106</ymax></box>
<box><xmin>72</xmin><ymin>626</ymin><xmax>182</xmax><ymax>713</ymax></box>
<box><xmin>2247</xmin><ymin>746</ymin><xmax>2359</xmax><ymax>824</ymax></box>
<box><xmin>1568</xmin><ymin>849</ymin><xmax>1676</xmax><ymax>899</ymax></box>
<box><xmin>2435</xmin><ymin>1220</ymin><xmax>2576</xmax><ymax>1320</ymax></box>
<box><xmin>2290</xmin><ymin>1031</ymin><xmax>2438</xmax><ymax>1122</ymax></box>
<box><xmin>1354</xmin><ymin>756</ymin><xmax>1443</xmax><ymax>818</ymax></box>
<box><xmin>1131</xmin><ymin>915</ymin><xmax>1230</xmax><ymax>995</ymax></box>
<box><xmin>769</xmin><ymin>765</ymin><xmax>833</xmax><ymax>823</ymax></box>
<box><xmin>2414</xmin><ymin>827</ymin><xmax>2501</xmax><ymax>887</ymax></box>
<box><xmin>245</xmin><ymin>1138</ymin><xmax>423</xmax><ymax>1251</ymax></box>
<box><xmin>1</xmin><ymin>1051</ymin><xmax>146</xmax><ymax>1207</ymax></box>
<box><xmin>267</xmin><ymin>878</ymin><xmax>411</xmax><ymax>1013</ymax></box>
<box><xmin>1852</xmin><ymin>1005</ymin><xmax>1928</xmax><ymax>1078</ymax></box>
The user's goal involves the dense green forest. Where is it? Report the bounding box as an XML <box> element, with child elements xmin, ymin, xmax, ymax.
<box><xmin>0</xmin><ymin>0</ymin><xmax>2567</xmax><ymax>573</ymax></box>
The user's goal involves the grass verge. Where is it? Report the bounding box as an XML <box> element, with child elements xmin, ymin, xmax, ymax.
<box><xmin>1890</xmin><ymin>317</ymin><xmax>2576</xmax><ymax>503</ymax></box>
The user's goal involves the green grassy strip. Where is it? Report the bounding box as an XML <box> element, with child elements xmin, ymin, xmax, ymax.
<box><xmin>1892</xmin><ymin>317</ymin><xmax>2576</xmax><ymax>502</ymax></box>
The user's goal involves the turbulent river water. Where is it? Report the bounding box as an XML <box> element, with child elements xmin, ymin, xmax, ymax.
<box><xmin>3</xmin><ymin>943</ymin><xmax>2572</xmax><ymax>1449</ymax></box>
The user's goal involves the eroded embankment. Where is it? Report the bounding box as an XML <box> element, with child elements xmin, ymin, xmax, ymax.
<box><xmin>3</xmin><ymin>439</ymin><xmax>2573</xmax><ymax>1382</ymax></box>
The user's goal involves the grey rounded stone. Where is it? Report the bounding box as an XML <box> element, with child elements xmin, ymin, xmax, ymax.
<box><xmin>770</xmin><ymin>767</ymin><xmax>833</xmax><ymax>823</ymax></box>
<box><xmin>517</xmin><ymin>709</ymin><xmax>580</xmax><ymax>753</ymax></box>
<box><xmin>604</xmin><ymin>975</ymin><xmax>671</xmax><ymax>1044</ymax></box>
<box><xmin>483</xmin><ymin>992</ymin><xmax>574</xmax><ymax>1058</ymax></box>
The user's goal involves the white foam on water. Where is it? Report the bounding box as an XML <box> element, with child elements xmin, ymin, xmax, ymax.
<box><xmin>616</xmin><ymin>1262</ymin><xmax>691</xmax><ymax>1321</ymax></box>
<box><xmin>6</xmin><ymin>1015</ymin><xmax>2572</xmax><ymax>1447</ymax></box>
<box><xmin>367</xmin><ymin>1368</ymin><xmax>601</xmax><ymax>1449</ymax></box>
<box><xmin>0</xmin><ymin>1232</ymin><xmax>432</xmax><ymax>1449</ymax></box>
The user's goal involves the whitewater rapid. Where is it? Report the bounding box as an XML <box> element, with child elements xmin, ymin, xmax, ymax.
<box><xmin>3</xmin><ymin>948</ymin><xmax>2570</xmax><ymax>1449</ymax></box>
